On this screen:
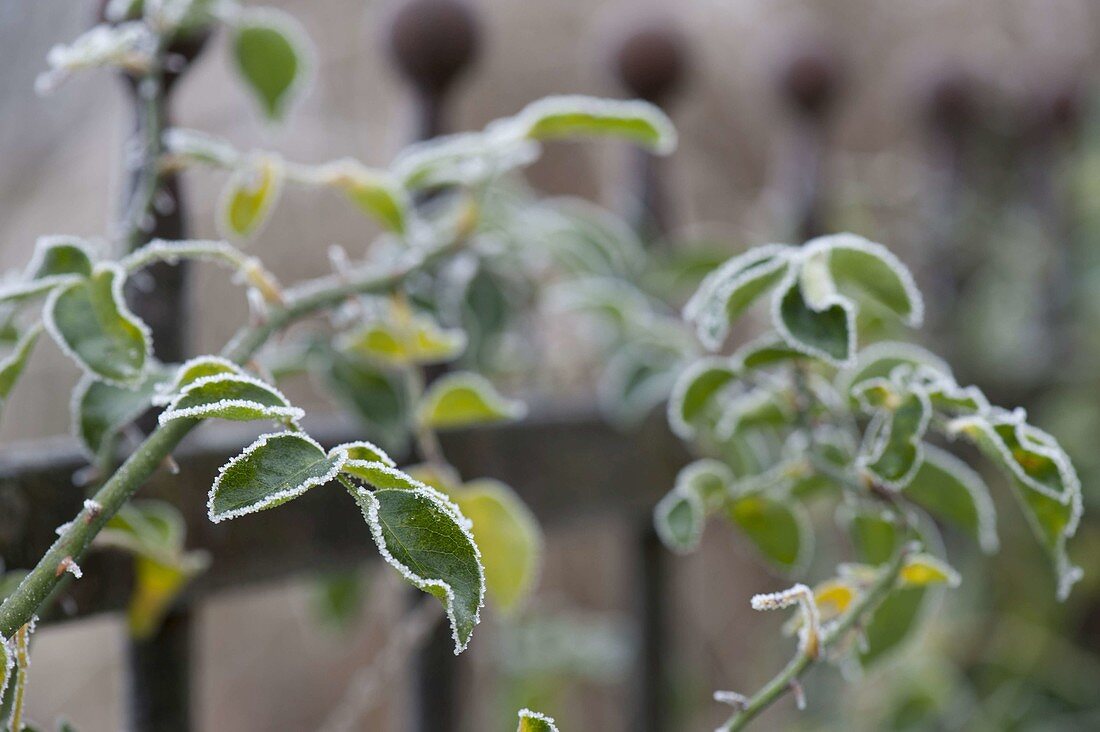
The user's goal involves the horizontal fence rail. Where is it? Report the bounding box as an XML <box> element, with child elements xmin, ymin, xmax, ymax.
<box><xmin>0</xmin><ymin>408</ymin><xmax>687</xmax><ymax>624</ymax></box>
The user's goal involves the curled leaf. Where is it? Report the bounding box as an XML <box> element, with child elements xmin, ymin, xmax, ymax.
<box><xmin>44</xmin><ymin>264</ymin><xmax>150</xmax><ymax>386</ymax></box>
<box><xmin>654</xmin><ymin>487</ymin><xmax>705</xmax><ymax>554</ymax></box>
<box><xmin>807</xmin><ymin>233</ymin><xmax>924</xmax><ymax>327</ymax></box>
<box><xmin>773</xmin><ymin>269</ymin><xmax>855</xmax><ymax>365</ymax></box>
<box><xmin>350</xmin><ymin>485</ymin><xmax>485</xmax><ymax>653</ymax></box>
<box><xmin>218</xmin><ymin>154</ymin><xmax>285</xmax><ymax>240</ymax></box>
<box><xmin>510</xmin><ymin>95</ymin><xmax>677</xmax><ymax>154</ymax></box>
<box><xmin>313</xmin><ymin>159</ymin><xmax>409</xmax><ymax>234</ymax></box>
<box><xmin>899</xmin><ymin>554</ymin><xmax>961</xmax><ymax>588</ymax></box>
<box><xmin>856</xmin><ymin>384</ymin><xmax>932</xmax><ymax>489</ymax></box>
<box><xmin>208</xmin><ymin>432</ymin><xmax>345</xmax><ymax>522</ymax></box>
<box><xmin>417</xmin><ymin>372</ymin><xmax>526</xmax><ymax>430</ymax></box>
<box><xmin>667</xmin><ymin>357</ymin><xmax>738</xmax><ymax>439</ymax></box>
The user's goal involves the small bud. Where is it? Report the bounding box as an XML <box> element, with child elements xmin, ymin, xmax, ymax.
<box><xmin>83</xmin><ymin>499</ymin><xmax>103</xmax><ymax>524</ymax></box>
<box><xmin>789</xmin><ymin>679</ymin><xmax>806</xmax><ymax>711</ymax></box>
<box><xmin>56</xmin><ymin>556</ymin><xmax>82</xmax><ymax>579</ymax></box>
<box><xmin>161</xmin><ymin>454</ymin><xmax>181</xmax><ymax>475</ymax></box>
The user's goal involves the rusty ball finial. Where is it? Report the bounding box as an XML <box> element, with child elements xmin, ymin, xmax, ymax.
<box><xmin>779</xmin><ymin>40</ymin><xmax>842</xmax><ymax>119</ymax></box>
<box><xmin>923</xmin><ymin>66</ymin><xmax>977</xmax><ymax>137</ymax></box>
<box><xmin>611</xmin><ymin>20</ymin><xmax>689</xmax><ymax>108</ymax></box>
<box><xmin>386</xmin><ymin>0</ymin><xmax>481</xmax><ymax>97</ymax></box>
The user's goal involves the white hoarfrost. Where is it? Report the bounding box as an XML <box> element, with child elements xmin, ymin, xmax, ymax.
<box><xmin>750</xmin><ymin>583</ymin><xmax>820</xmax><ymax>655</ymax></box>
<box><xmin>516</xmin><ymin>707</ymin><xmax>560</xmax><ymax>732</ymax></box>
<box><xmin>207</xmin><ymin>432</ymin><xmax>345</xmax><ymax>523</ymax></box>
<box><xmin>357</xmin><ymin>485</ymin><xmax>485</xmax><ymax>655</ymax></box>
<box><xmin>158</xmin><ymin>372</ymin><xmax>304</xmax><ymax>426</ymax></box>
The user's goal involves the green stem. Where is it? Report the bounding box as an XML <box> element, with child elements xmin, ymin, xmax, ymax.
<box><xmin>719</xmin><ymin>543</ymin><xmax>908</xmax><ymax>732</ymax></box>
<box><xmin>0</xmin><ymin>243</ymin><xmax>458</xmax><ymax>638</ymax></box>
<box><xmin>8</xmin><ymin>624</ymin><xmax>29</xmax><ymax>732</ymax></box>
<box><xmin>121</xmin><ymin>39</ymin><xmax>169</xmax><ymax>255</ymax></box>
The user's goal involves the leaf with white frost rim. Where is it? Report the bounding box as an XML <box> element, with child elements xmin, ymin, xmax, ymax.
<box><xmin>218</xmin><ymin>154</ymin><xmax>285</xmax><ymax>239</ymax></box>
<box><xmin>417</xmin><ymin>372</ymin><xmax>526</xmax><ymax>430</ymax></box>
<box><xmin>807</xmin><ymin>233</ymin><xmax>924</xmax><ymax>327</ymax></box>
<box><xmin>727</xmin><ymin>492</ymin><xmax>813</xmax><ymax>573</ymax></box>
<box><xmin>902</xmin><ymin>445</ymin><xmax>998</xmax><ymax>553</ymax></box>
<box><xmin>159</xmin><ymin>373</ymin><xmax>303</xmax><ymax>426</ymax></box>
<box><xmin>666</xmin><ymin>357</ymin><xmax>738</xmax><ymax>439</ymax></box>
<box><xmin>313</xmin><ymin>158</ymin><xmax>409</xmax><ymax>234</ymax></box>
<box><xmin>153</xmin><ymin>355</ymin><xmax>244</xmax><ymax>406</ymax></box>
<box><xmin>231</xmin><ymin>8</ymin><xmax>312</xmax><ymax>122</ymax></box>
<box><xmin>654</xmin><ymin>487</ymin><xmax>705</xmax><ymax>554</ymax></box>
<box><xmin>208</xmin><ymin>432</ymin><xmax>345</xmax><ymax>522</ymax></box>
<box><xmin>517</xmin><ymin>708</ymin><xmax>560</xmax><ymax>732</ymax></box>
<box><xmin>855</xmin><ymin>384</ymin><xmax>932</xmax><ymax>489</ymax></box>
<box><xmin>350</xmin><ymin>485</ymin><xmax>485</xmax><ymax>653</ymax></box>
<box><xmin>73</xmin><ymin>366</ymin><xmax>169</xmax><ymax>458</ymax></box>
<box><xmin>45</xmin><ymin>264</ymin><xmax>150</xmax><ymax>385</ymax></box>
<box><xmin>899</xmin><ymin>554</ymin><xmax>960</xmax><ymax>588</ymax></box>
<box><xmin>0</xmin><ymin>632</ymin><xmax>10</xmax><ymax>700</ymax></box>
<box><xmin>510</xmin><ymin>94</ymin><xmax>677</xmax><ymax>154</ymax></box>
<box><xmin>772</xmin><ymin>266</ymin><xmax>855</xmax><ymax>365</ymax></box>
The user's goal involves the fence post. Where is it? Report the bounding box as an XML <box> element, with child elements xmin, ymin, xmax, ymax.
<box><xmin>775</xmin><ymin>39</ymin><xmax>842</xmax><ymax>242</ymax></box>
<box><xmin>103</xmin><ymin>4</ymin><xmax>209</xmax><ymax>728</ymax></box>
<box><xmin>386</xmin><ymin>2</ymin><xmax>480</xmax><ymax>730</ymax></box>
<box><xmin>611</xmin><ymin>19</ymin><xmax>689</xmax><ymax>732</ymax></box>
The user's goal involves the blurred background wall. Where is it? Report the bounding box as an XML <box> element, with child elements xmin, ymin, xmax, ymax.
<box><xmin>4</xmin><ymin>0</ymin><xmax>1100</xmax><ymax>730</ymax></box>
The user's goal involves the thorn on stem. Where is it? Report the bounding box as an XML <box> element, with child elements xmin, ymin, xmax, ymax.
<box><xmin>56</xmin><ymin>556</ymin><xmax>82</xmax><ymax>579</ymax></box>
<box><xmin>789</xmin><ymin>679</ymin><xmax>806</xmax><ymax>711</ymax></box>
<box><xmin>161</xmin><ymin>453</ymin><xmax>181</xmax><ymax>475</ymax></box>
<box><xmin>82</xmin><ymin>499</ymin><xmax>102</xmax><ymax>524</ymax></box>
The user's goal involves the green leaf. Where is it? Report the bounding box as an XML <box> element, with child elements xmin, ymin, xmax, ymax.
<box><xmin>72</xmin><ymin>366</ymin><xmax>169</xmax><ymax>458</ymax></box>
<box><xmin>351</xmin><ymin>485</ymin><xmax>485</xmax><ymax>653</ymax></box>
<box><xmin>774</xmin><ymin>272</ymin><xmax>854</xmax><ymax>365</ymax></box>
<box><xmin>231</xmin><ymin>10</ymin><xmax>310</xmax><ymax>121</ymax></box>
<box><xmin>951</xmin><ymin>410</ymin><xmax>1082</xmax><ymax>599</ymax></box>
<box><xmin>27</xmin><ymin>235</ymin><xmax>94</xmax><ymax>279</ymax></box>
<box><xmin>0</xmin><ymin>324</ymin><xmax>40</xmax><ymax>409</ymax></box>
<box><xmin>453</xmin><ymin>479</ymin><xmax>542</xmax><ymax>613</ymax></box>
<box><xmin>675</xmin><ymin>458</ymin><xmax>735</xmax><ymax>510</ymax></box>
<box><xmin>726</xmin><ymin>493</ymin><xmax>811</xmax><ymax>572</ymax></box>
<box><xmin>899</xmin><ymin>554</ymin><xmax>960</xmax><ymax>588</ymax></box>
<box><xmin>314</xmin><ymin>159</ymin><xmax>409</xmax><ymax>234</ymax></box>
<box><xmin>654</xmin><ymin>487</ymin><xmax>705</xmax><ymax>554</ymax></box>
<box><xmin>517</xmin><ymin>708</ymin><xmax>560</xmax><ymax>732</ymax></box>
<box><xmin>684</xmin><ymin>245</ymin><xmax>792</xmax><ymax>350</ymax></box>
<box><xmin>839</xmin><ymin>342</ymin><xmax>952</xmax><ymax>396</ymax></box>
<box><xmin>512</xmin><ymin>95</ymin><xmax>677</xmax><ymax>153</ymax></box>
<box><xmin>733</xmin><ymin>333</ymin><xmax>806</xmax><ymax>370</ymax></box>
<box><xmin>0</xmin><ymin>629</ymin><xmax>9</xmax><ymax>701</ymax></box>
<box><xmin>208</xmin><ymin>432</ymin><xmax>344</xmax><ymax>522</ymax></box>
<box><xmin>323</xmin><ymin>350</ymin><xmax>412</xmax><ymax>454</ymax></box>
<box><xmin>902</xmin><ymin>445</ymin><xmax>998</xmax><ymax>554</ymax></box>
<box><xmin>331</xmin><ymin>440</ymin><xmax>395</xmax><ymax>467</ymax></box>
<box><xmin>311</xmin><ymin>570</ymin><xmax>366</xmax><ymax>630</ymax></box>
<box><xmin>811</xmin><ymin>233</ymin><xmax>924</xmax><ymax>327</ymax></box>
<box><xmin>859</xmin><ymin>586</ymin><xmax>926</xmax><ymax>666</ymax></box>
<box><xmin>417</xmin><ymin>372</ymin><xmax>526</xmax><ymax>430</ymax></box>
<box><xmin>218</xmin><ymin>154</ymin><xmax>285</xmax><ymax>239</ymax></box>
<box><xmin>856</xmin><ymin>386</ymin><xmax>931</xmax><ymax>489</ymax></box>
<box><xmin>392</xmin><ymin>129</ymin><xmax>540</xmax><ymax>190</ymax></box>
<box><xmin>158</xmin><ymin>373</ymin><xmax>303</xmax><ymax>426</ymax></box>
<box><xmin>847</xmin><ymin>511</ymin><xmax>900</xmax><ymax>565</ymax></box>
<box><xmin>45</xmin><ymin>264</ymin><xmax>150</xmax><ymax>386</ymax></box>
<box><xmin>339</xmin><ymin>308</ymin><xmax>466</xmax><ymax>367</ymax></box>
<box><xmin>667</xmin><ymin>357</ymin><xmax>738</xmax><ymax>439</ymax></box>
<box><xmin>339</xmin><ymin>460</ymin><xmax>423</xmax><ymax>490</ymax></box>
<box><xmin>155</xmin><ymin>356</ymin><xmax>244</xmax><ymax>403</ymax></box>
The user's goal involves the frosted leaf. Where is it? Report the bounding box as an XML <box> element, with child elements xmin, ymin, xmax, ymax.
<box><xmin>311</xmin><ymin>158</ymin><xmax>409</xmax><ymax>234</ymax></box>
<box><xmin>666</xmin><ymin>357</ymin><xmax>739</xmax><ymax>439</ymax></box>
<box><xmin>654</xmin><ymin>486</ymin><xmax>705</xmax><ymax>554</ymax></box>
<box><xmin>337</xmin><ymin>304</ymin><xmax>467</xmax><ymax>368</ymax></box>
<box><xmin>838</xmin><ymin>341</ymin><xmax>953</xmax><ymax>398</ymax></box>
<box><xmin>902</xmin><ymin>445</ymin><xmax>998</xmax><ymax>554</ymax></box>
<box><xmin>208</xmin><ymin>432</ymin><xmax>345</xmax><ymax>523</ymax></box>
<box><xmin>417</xmin><ymin>372</ymin><xmax>526</xmax><ymax>430</ymax></box>
<box><xmin>727</xmin><ymin>492</ymin><xmax>813</xmax><ymax>574</ymax></box>
<box><xmin>771</xmin><ymin>265</ymin><xmax>856</xmax><ymax>366</ymax></box>
<box><xmin>72</xmin><ymin>364</ymin><xmax>171</xmax><ymax>458</ymax></box>
<box><xmin>158</xmin><ymin>373</ymin><xmax>303</xmax><ymax>426</ymax></box>
<box><xmin>328</xmin><ymin>440</ymin><xmax>395</xmax><ymax>467</ymax></box>
<box><xmin>854</xmin><ymin>381</ymin><xmax>932</xmax><ymax>490</ymax></box>
<box><xmin>684</xmin><ymin>246</ymin><xmax>792</xmax><ymax>351</ymax></box>
<box><xmin>37</xmin><ymin>22</ymin><xmax>155</xmax><ymax>94</ymax></box>
<box><xmin>0</xmin><ymin>325</ymin><xmax>41</xmax><ymax>413</ymax></box>
<box><xmin>350</xmin><ymin>485</ymin><xmax>485</xmax><ymax>654</ymax></box>
<box><xmin>44</xmin><ymin>264</ymin><xmax>151</xmax><ymax>387</ymax></box>
<box><xmin>0</xmin><ymin>632</ymin><xmax>10</xmax><ymax>700</ymax></box>
<box><xmin>231</xmin><ymin>8</ymin><xmax>314</xmax><ymax>122</ymax></box>
<box><xmin>508</xmin><ymin>95</ymin><xmax>677</xmax><ymax>154</ymax></box>
<box><xmin>153</xmin><ymin>355</ymin><xmax>244</xmax><ymax>405</ymax></box>
<box><xmin>516</xmin><ymin>708</ymin><xmax>560</xmax><ymax>732</ymax></box>
<box><xmin>392</xmin><ymin>128</ymin><xmax>540</xmax><ymax>191</ymax></box>
<box><xmin>218</xmin><ymin>154</ymin><xmax>285</xmax><ymax>240</ymax></box>
<box><xmin>803</xmin><ymin>233</ymin><xmax>924</xmax><ymax>328</ymax></box>
<box><xmin>163</xmin><ymin>128</ymin><xmax>241</xmax><ymax>168</ymax></box>
<box><xmin>899</xmin><ymin>554</ymin><xmax>961</xmax><ymax>588</ymax></box>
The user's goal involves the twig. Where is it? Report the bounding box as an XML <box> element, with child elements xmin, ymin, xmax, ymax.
<box><xmin>717</xmin><ymin>542</ymin><xmax>909</xmax><ymax>731</ymax></box>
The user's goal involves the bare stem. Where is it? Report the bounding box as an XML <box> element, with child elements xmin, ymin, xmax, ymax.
<box><xmin>718</xmin><ymin>542</ymin><xmax>909</xmax><ymax>732</ymax></box>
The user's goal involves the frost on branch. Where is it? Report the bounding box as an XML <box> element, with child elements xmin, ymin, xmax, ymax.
<box><xmin>516</xmin><ymin>708</ymin><xmax>560</xmax><ymax>732</ymax></box>
<box><xmin>751</xmin><ymin>583</ymin><xmax>821</xmax><ymax>656</ymax></box>
<box><xmin>508</xmin><ymin>94</ymin><xmax>678</xmax><ymax>154</ymax></box>
<box><xmin>36</xmin><ymin>22</ymin><xmax>155</xmax><ymax>94</ymax></box>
